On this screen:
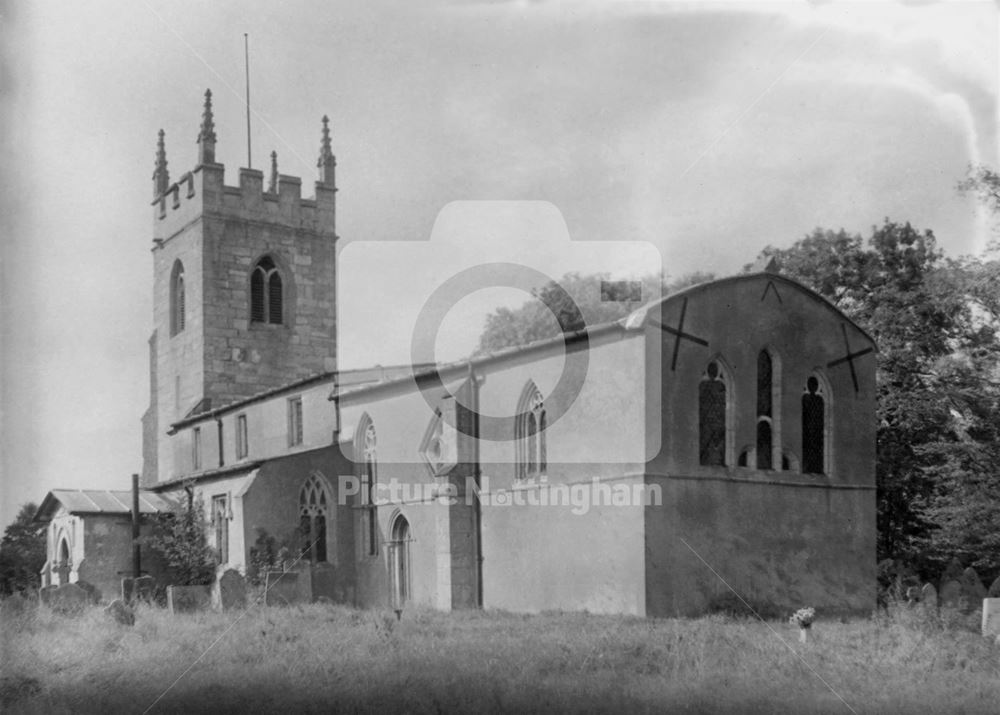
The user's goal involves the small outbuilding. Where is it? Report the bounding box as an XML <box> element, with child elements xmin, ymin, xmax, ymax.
<box><xmin>34</xmin><ymin>489</ymin><xmax>176</xmax><ymax>602</ymax></box>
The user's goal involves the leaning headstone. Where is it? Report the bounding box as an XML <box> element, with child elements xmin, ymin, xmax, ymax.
<box><xmin>215</xmin><ymin>569</ymin><xmax>247</xmax><ymax>611</ymax></box>
<box><xmin>982</xmin><ymin>599</ymin><xmax>1000</xmax><ymax>642</ymax></box>
<box><xmin>46</xmin><ymin>583</ymin><xmax>93</xmax><ymax>615</ymax></box>
<box><xmin>264</xmin><ymin>571</ymin><xmax>304</xmax><ymax>606</ymax></box>
<box><xmin>166</xmin><ymin>585</ymin><xmax>212</xmax><ymax>614</ymax></box>
<box><xmin>988</xmin><ymin>576</ymin><xmax>1000</xmax><ymax>598</ymax></box>
<box><xmin>920</xmin><ymin>583</ymin><xmax>938</xmax><ymax>611</ymax></box>
<box><xmin>104</xmin><ymin>599</ymin><xmax>135</xmax><ymax>626</ymax></box>
<box><xmin>961</xmin><ymin>567</ymin><xmax>987</xmax><ymax>604</ymax></box>
<box><xmin>939</xmin><ymin>580</ymin><xmax>964</xmax><ymax>610</ymax></box>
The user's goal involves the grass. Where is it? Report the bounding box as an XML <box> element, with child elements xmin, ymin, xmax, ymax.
<box><xmin>1</xmin><ymin>597</ymin><xmax>998</xmax><ymax>714</ymax></box>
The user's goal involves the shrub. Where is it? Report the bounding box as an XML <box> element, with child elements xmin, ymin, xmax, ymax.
<box><xmin>142</xmin><ymin>492</ymin><xmax>216</xmax><ymax>586</ymax></box>
<box><xmin>247</xmin><ymin>528</ymin><xmax>279</xmax><ymax>586</ymax></box>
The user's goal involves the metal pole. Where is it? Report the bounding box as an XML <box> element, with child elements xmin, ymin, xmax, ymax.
<box><xmin>131</xmin><ymin>473</ymin><xmax>141</xmax><ymax>578</ymax></box>
<box><xmin>245</xmin><ymin>33</ymin><xmax>252</xmax><ymax>168</ymax></box>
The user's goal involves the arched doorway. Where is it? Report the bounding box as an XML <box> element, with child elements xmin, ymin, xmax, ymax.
<box><xmin>388</xmin><ymin>514</ymin><xmax>410</xmax><ymax>609</ymax></box>
<box><xmin>57</xmin><ymin>535</ymin><xmax>71</xmax><ymax>585</ymax></box>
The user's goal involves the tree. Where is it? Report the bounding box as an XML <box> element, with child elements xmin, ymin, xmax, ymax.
<box><xmin>0</xmin><ymin>503</ymin><xmax>46</xmax><ymax>594</ymax></box>
<box><xmin>143</xmin><ymin>490</ymin><xmax>216</xmax><ymax>585</ymax></box>
<box><xmin>751</xmin><ymin>220</ymin><xmax>1000</xmax><ymax>582</ymax></box>
<box><xmin>476</xmin><ymin>271</ymin><xmax>715</xmax><ymax>354</ymax></box>
<box><xmin>958</xmin><ymin>163</ymin><xmax>1000</xmax><ymax>218</ymax></box>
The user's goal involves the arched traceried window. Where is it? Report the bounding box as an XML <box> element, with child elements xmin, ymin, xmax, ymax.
<box><xmin>250</xmin><ymin>256</ymin><xmax>283</xmax><ymax>325</ymax></box>
<box><xmin>515</xmin><ymin>382</ymin><xmax>547</xmax><ymax>479</ymax></box>
<box><xmin>538</xmin><ymin>411</ymin><xmax>547</xmax><ymax>474</ymax></box>
<box><xmin>699</xmin><ymin>360</ymin><xmax>728</xmax><ymax>466</ymax></box>
<box><xmin>170</xmin><ymin>260</ymin><xmax>185</xmax><ymax>336</ymax></box>
<box><xmin>527</xmin><ymin>413</ymin><xmax>537</xmax><ymax>474</ymax></box>
<box><xmin>756</xmin><ymin>350</ymin><xmax>774</xmax><ymax>470</ymax></box>
<box><xmin>389</xmin><ymin>514</ymin><xmax>410</xmax><ymax>609</ymax></box>
<box><xmin>299</xmin><ymin>473</ymin><xmax>330</xmax><ymax>563</ymax></box>
<box><xmin>268</xmin><ymin>270</ymin><xmax>282</xmax><ymax>323</ymax></box>
<box><xmin>359</xmin><ymin>420</ymin><xmax>378</xmax><ymax>557</ymax></box>
<box><xmin>802</xmin><ymin>375</ymin><xmax>828</xmax><ymax>475</ymax></box>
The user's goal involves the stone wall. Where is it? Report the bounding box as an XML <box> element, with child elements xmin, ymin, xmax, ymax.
<box><xmin>644</xmin><ymin>478</ymin><xmax>875</xmax><ymax>617</ymax></box>
<box><xmin>241</xmin><ymin>445</ymin><xmax>355</xmax><ymax>604</ymax></box>
<box><xmin>147</xmin><ymin>159</ymin><xmax>337</xmax><ymax>484</ymax></box>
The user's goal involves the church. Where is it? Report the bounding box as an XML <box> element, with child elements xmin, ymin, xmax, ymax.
<box><xmin>38</xmin><ymin>91</ymin><xmax>877</xmax><ymax>617</ymax></box>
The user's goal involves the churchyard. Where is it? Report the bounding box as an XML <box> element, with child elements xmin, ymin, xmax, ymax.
<box><xmin>2</xmin><ymin>595</ymin><xmax>998</xmax><ymax>714</ymax></box>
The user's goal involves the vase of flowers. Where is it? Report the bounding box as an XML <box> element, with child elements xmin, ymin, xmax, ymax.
<box><xmin>790</xmin><ymin>607</ymin><xmax>815</xmax><ymax>643</ymax></box>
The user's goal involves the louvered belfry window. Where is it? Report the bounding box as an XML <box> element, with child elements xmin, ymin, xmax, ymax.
<box><xmin>251</xmin><ymin>256</ymin><xmax>283</xmax><ymax>325</ymax></box>
<box><xmin>268</xmin><ymin>271</ymin><xmax>282</xmax><ymax>323</ymax></box>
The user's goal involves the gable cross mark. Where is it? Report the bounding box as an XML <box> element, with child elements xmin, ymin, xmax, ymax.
<box><xmin>826</xmin><ymin>323</ymin><xmax>873</xmax><ymax>393</ymax></box>
<box><xmin>760</xmin><ymin>280</ymin><xmax>783</xmax><ymax>304</ymax></box>
<box><xmin>652</xmin><ymin>297</ymin><xmax>709</xmax><ymax>371</ymax></box>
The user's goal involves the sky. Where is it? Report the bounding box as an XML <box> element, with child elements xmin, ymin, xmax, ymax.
<box><xmin>1</xmin><ymin>0</ymin><xmax>997</xmax><ymax>528</ymax></box>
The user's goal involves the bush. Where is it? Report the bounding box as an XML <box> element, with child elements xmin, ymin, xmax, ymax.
<box><xmin>142</xmin><ymin>493</ymin><xmax>216</xmax><ymax>586</ymax></box>
<box><xmin>247</xmin><ymin>529</ymin><xmax>279</xmax><ymax>586</ymax></box>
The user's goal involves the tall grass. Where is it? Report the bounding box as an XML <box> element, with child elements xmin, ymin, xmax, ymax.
<box><xmin>1</xmin><ymin>597</ymin><xmax>997</xmax><ymax>714</ymax></box>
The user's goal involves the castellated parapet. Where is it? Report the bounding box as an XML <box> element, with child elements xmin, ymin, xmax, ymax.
<box><xmin>151</xmin><ymin>162</ymin><xmax>336</xmax><ymax>243</ymax></box>
<box><xmin>144</xmin><ymin>89</ymin><xmax>338</xmax><ymax>485</ymax></box>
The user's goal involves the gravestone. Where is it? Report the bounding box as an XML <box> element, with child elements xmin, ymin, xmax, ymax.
<box><xmin>312</xmin><ymin>563</ymin><xmax>338</xmax><ymax>602</ymax></box>
<box><xmin>104</xmin><ymin>599</ymin><xmax>135</xmax><ymax>626</ymax></box>
<box><xmin>988</xmin><ymin>576</ymin><xmax>1000</xmax><ymax>598</ymax></box>
<box><xmin>166</xmin><ymin>585</ymin><xmax>212</xmax><ymax>614</ymax></box>
<box><xmin>121</xmin><ymin>575</ymin><xmax>156</xmax><ymax>604</ymax></box>
<box><xmin>961</xmin><ymin>567</ymin><xmax>987</xmax><ymax>603</ymax></box>
<box><xmin>4</xmin><ymin>592</ymin><xmax>31</xmax><ymax>615</ymax></box>
<box><xmin>216</xmin><ymin>569</ymin><xmax>247</xmax><ymax>611</ymax></box>
<box><xmin>76</xmin><ymin>580</ymin><xmax>101</xmax><ymax>604</ymax></box>
<box><xmin>264</xmin><ymin>571</ymin><xmax>307</xmax><ymax>606</ymax></box>
<box><xmin>920</xmin><ymin>583</ymin><xmax>937</xmax><ymax>611</ymax></box>
<box><xmin>940</xmin><ymin>558</ymin><xmax>964</xmax><ymax>584</ymax></box>
<box><xmin>43</xmin><ymin>583</ymin><xmax>94</xmax><ymax>614</ymax></box>
<box><xmin>939</xmin><ymin>580</ymin><xmax>964</xmax><ymax>610</ymax></box>
<box><xmin>982</xmin><ymin>599</ymin><xmax>1000</xmax><ymax>642</ymax></box>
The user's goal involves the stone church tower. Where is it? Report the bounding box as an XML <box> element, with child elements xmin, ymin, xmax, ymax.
<box><xmin>141</xmin><ymin>91</ymin><xmax>338</xmax><ymax>485</ymax></box>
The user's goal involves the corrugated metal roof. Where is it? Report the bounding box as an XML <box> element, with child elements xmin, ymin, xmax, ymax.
<box><xmin>36</xmin><ymin>489</ymin><xmax>177</xmax><ymax>520</ymax></box>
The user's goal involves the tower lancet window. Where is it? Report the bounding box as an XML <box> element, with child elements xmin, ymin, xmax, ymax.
<box><xmin>170</xmin><ymin>260</ymin><xmax>185</xmax><ymax>336</ymax></box>
<box><xmin>251</xmin><ymin>256</ymin><xmax>283</xmax><ymax>325</ymax></box>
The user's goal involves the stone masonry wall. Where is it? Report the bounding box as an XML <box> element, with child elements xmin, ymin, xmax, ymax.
<box><xmin>147</xmin><ymin>162</ymin><xmax>336</xmax><ymax>483</ymax></box>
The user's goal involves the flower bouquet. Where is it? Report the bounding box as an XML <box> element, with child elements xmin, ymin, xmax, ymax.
<box><xmin>790</xmin><ymin>607</ymin><xmax>815</xmax><ymax>642</ymax></box>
